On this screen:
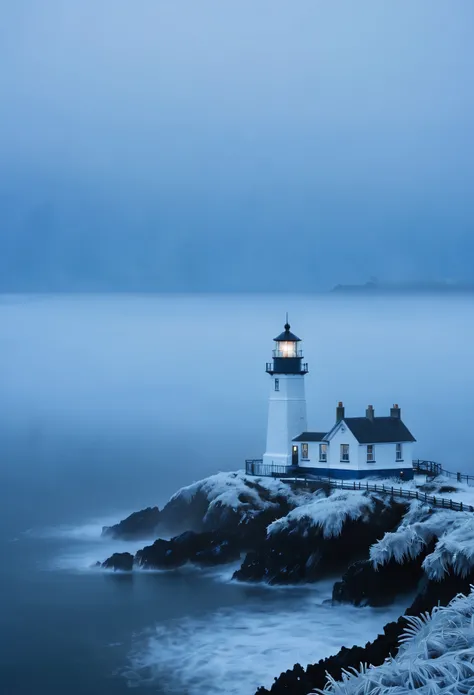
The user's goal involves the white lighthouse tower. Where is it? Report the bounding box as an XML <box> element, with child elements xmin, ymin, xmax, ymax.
<box><xmin>262</xmin><ymin>320</ymin><xmax>308</xmax><ymax>469</ymax></box>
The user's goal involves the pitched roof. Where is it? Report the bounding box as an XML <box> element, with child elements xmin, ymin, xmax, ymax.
<box><xmin>274</xmin><ymin>322</ymin><xmax>301</xmax><ymax>342</ymax></box>
<box><xmin>342</xmin><ymin>417</ymin><xmax>416</xmax><ymax>444</ymax></box>
<box><xmin>292</xmin><ymin>432</ymin><xmax>328</xmax><ymax>442</ymax></box>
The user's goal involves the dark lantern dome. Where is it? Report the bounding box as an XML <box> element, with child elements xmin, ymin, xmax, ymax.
<box><xmin>273</xmin><ymin>323</ymin><xmax>301</xmax><ymax>342</ymax></box>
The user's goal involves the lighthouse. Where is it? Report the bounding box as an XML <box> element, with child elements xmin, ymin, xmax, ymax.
<box><xmin>262</xmin><ymin>320</ymin><xmax>309</xmax><ymax>469</ymax></box>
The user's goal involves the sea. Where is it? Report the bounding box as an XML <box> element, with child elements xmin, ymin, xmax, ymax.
<box><xmin>1</xmin><ymin>293</ymin><xmax>473</xmax><ymax>695</ymax></box>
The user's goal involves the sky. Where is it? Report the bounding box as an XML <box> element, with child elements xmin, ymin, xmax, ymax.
<box><xmin>0</xmin><ymin>1</ymin><xmax>473</xmax><ymax>292</ymax></box>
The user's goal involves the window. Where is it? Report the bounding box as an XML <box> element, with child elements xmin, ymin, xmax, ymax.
<box><xmin>319</xmin><ymin>443</ymin><xmax>327</xmax><ymax>462</ymax></box>
<box><xmin>274</xmin><ymin>378</ymin><xmax>279</xmax><ymax>392</ymax></box>
<box><xmin>367</xmin><ymin>445</ymin><xmax>375</xmax><ymax>462</ymax></box>
<box><xmin>396</xmin><ymin>443</ymin><xmax>403</xmax><ymax>461</ymax></box>
<box><xmin>301</xmin><ymin>443</ymin><xmax>309</xmax><ymax>459</ymax></box>
<box><xmin>340</xmin><ymin>444</ymin><xmax>350</xmax><ymax>462</ymax></box>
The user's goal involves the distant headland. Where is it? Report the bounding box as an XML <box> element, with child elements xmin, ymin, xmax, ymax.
<box><xmin>331</xmin><ymin>279</ymin><xmax>474</xmax><ymax>294</ymax></box>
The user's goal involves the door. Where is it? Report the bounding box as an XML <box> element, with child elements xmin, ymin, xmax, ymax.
<box><xmin>292</xmin><ymin>445</ymin><xmax>299</xmax><ymax>467</ymax></box>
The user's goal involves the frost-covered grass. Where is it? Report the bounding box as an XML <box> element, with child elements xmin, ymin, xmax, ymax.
<box><xmin>423</xmin><ymin>518</ymin><xmax>474</xmax><ymax>580</ymax></box>
<box><xmin>370</xmin><ymin>501</ymin><xmax>474</xmax><ymax>580</ymax></box>
<box><xmin>169</xmin><ymin>471</ymin><xmax>313</xmax><ymax>523</ymax></box>
<box><xmin>268</xmin><ymin>490</ymin><xmax>376</xmax><ymax>539</ymax></box>
<box><xmin>370</xmin><ymin>502</ymin><xmax>458</xmax><ymax>567</ymax></box>
<box><xmin>370</xmin><ymin>473</ymin><xmax>474</xmax><ymax>509</ymax></box>
<box><xmin>314</xmin><ymin>589</ymin><xmax>474</xmax><ymax>694</ymax></box>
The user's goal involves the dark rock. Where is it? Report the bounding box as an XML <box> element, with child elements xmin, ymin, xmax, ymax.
<box><xmin>332</xmin><ymin>541</ymin><xmax>436</xmax><ymax>607</ymax></box>
<box><xmin>134</xmin><ymin>530</ymin><xmax>242</xmax><ymax>570</ymax></box>
<box><xmin>102</xmin><ymin>507</ymin><xmax>162</xmax><ymax>539</ymax></box>
<box><xmin>235</xmin><ymin>498</ymin><xmax>406</xmax><ymax>585</ymax></box>
<box><xmin>158</xmin><ymin>490</ymin><xmax>210</xmax><ymax>533</ymax></box>
<box><xmin>101</xmin><ymin>552</ymin><xmax>134</xmax><ymax>572</ymax></box>
<box><xmin>101</xmin><ymin>473</ymin><xmax>299</xmax><ymax>542</ymax></box>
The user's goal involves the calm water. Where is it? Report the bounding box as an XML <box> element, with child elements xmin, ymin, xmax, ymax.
<box><xmin>1</xmin><ymin>293</ymin><xmax>473</xmax><ymax>694</ymax></box>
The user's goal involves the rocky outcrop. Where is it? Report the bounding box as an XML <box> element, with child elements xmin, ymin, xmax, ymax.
<box><xmin>102</xmin><ymin>507</ymin><xmax>162</xmax><ymax>539</ymax></box>
<box><xmin>101</xmin><ymin>471</ymin><xmax>302</xmax><ymax>541</ymax></box>
<box><xmin>332</xmin><ymin>538</ymin><xmax>437</xmax><ymax>607</ymax></box>
<box><xmin>234</xmin><ymin>498</ymin><xmax>406</xmax><ymax>585</ymax></box>
<box><xmin>101</xmin><ymin>552</ymin><xmax>134</xmax><ymax>571</ymax></box>
<box><xmin>101</xmin><ymin>504</ymin><xmax>289</xmax><ymax>571</ymax></box>
<box><xmin>135</xmin><ymin>530</ymin><xmax>242</xmax><ymax>570</ymax></box>
<box><xmin>256</xmin><ymin>569</ymin><xmax>474</xmax><ymax>695</ymax></box>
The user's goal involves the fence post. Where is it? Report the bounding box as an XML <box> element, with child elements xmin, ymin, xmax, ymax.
<box><xmin>457</xmin><ymin>472</ymin><xmax>461</xmax><ymax>482</ymax></box>
<box><xmin>353</xmin><ymin>481</ymin><xmax>356</xmax><ymax>490</ymax></box>
<box><xmin>358</xmin><ymin>482</ymin><xmax>361</xmax><ymax>490</ymax></box>
<box><xmin>461</xmin><ymin>502</ymin><xmax>463</xmax><ymax>511</ymax></box>
<box><xmin>450</xmin><ymin>499</ymin><xmax>453</xmax><ymax>509</ymax></box>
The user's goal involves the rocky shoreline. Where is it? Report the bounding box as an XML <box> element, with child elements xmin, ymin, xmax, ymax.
<box><xmin>100</xmin><ymin>471</ymin><xmax>474</xmax><ymax>694</ymax></box>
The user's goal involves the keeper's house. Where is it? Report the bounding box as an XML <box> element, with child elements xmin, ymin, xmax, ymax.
<box><xmin>292</xmin><ymin>402</ymin><xmax>416</xmax><ymax>480</ymax></box>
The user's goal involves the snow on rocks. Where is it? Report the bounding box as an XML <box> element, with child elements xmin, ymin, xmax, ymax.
<box><xmin>103</xmin><ymin>471</ymin><xmax>314</xmax><ymax>540</ymax></box>
<box><xmin>268</xmin><ymin>490</ymin><xmax>376</xmax><ymax>539</ymax></box>
<box><xmin>370</xmin><ymin>500</ymin><xmax>474</xmax><ymax>581</ymax></box>
<box><xmin>169</xmin><ymin>470</ymin><xmax>313</xmax><ymax>528</ymax></box>
<box><xmin>315</xmin><ymin>589</ymin><xmax>474</xmax><ymax>695</ymax></box>
<box><xmin>423</xmin><ymin>516</ymin><xmax>474</xmax><ymax>580</ymax></box>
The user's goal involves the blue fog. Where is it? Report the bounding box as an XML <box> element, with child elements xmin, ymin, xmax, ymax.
<box><xmin>0</xmin><ymin>294</ymin><xmax>473</xmax><ymax>693</ymax></box>
<box><xmin>1</xmin><ymin>2</ymin><xmax>474</xmax><ymax>290</ymax></box>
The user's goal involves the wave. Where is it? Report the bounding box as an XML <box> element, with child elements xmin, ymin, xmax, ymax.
<box><xmin>25</xmin><ymin>512</ymin><xmax>153</xmax><ymax>571</ymax></box>
<box><xmin>25</xmin><ymin>512</ymin><xmax>132</xmax><ymax>542</ymax></box>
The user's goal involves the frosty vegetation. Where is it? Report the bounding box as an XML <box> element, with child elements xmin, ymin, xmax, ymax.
<box><xmin>315</xmin><ymin>589</ymin><xmax>474</xmax><ymax>695</ymax></box>
<box><xmin>268</xmin><ymin>490</ymin><xmax>377</xmax><ymax>539</ymax></box>
<box><xmin>371</xmin><ymin>501</ymin><xmax>474</xmax><ymax>580</ymax></box>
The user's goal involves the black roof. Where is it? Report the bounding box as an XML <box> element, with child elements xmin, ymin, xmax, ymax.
<box><xmin>342</xmin><ymin>417</ymin><xmax>416</xmax><ymax>444</ymax></box>
<box><xmin>274</xmin><ymin>322</ymin><xmax>301</xmax><ymax>342</ymax></box>
<box><xmin>293</xmin><ymin>432</ymin><xmax>327</xmax><ymax>442</ymax></box>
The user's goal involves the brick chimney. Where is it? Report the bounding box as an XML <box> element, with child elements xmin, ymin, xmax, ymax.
<box><xmin>390</xmin><ymin>404</ymin><xmax>401</xmax><ymax>419</ymax></box>
<box><xmin>366</xmin><ymin>404</ymin><xmax>375</xmax><ymax>421</ymax></box>
<box><xmin>336</xmin><ymin>401</ymin><xmax>345</xmax><ymax>423</ymax></box>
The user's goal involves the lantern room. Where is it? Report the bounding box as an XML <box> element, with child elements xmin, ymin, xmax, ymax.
<box><xmin>266</xmin><ymin>321</ymin><xmax>309</xmax><ymax>375</ymax></box>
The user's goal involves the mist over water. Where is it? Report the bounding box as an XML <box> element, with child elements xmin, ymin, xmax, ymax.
<box><xmin>0</xmin><ymin>293</ymin><xmax>473</xmax><ymax>694</ymax></box>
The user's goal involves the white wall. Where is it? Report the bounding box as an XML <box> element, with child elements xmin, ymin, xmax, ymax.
<box><xmin>263</xmin><ymin>374</ymin><xmax>307</xmax><ymax>467</ymax></box>
<box><xmin>326</xmin><ymin>421</ymin><xmax>359</xmax><ymax>472</ymax></box>
<box><xmin>357</xmin><ymin>441</ymin><xmax>414</xmax><ymax>472</ymax></box>
<box><xmin>298</xmin><ymin>441</ymin><xmax>325</xmax><ymax>468</ymax></box>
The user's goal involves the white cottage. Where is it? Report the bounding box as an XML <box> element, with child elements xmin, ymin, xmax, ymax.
<box><xmin>293</xmin><ymin>402</ymin><xmax>416</xmax><ymax>480</ymax></box>
<box><xmin>247</xmin><ymin>321</ymin><xmax>416</xmax><ymax>481</ymax></box>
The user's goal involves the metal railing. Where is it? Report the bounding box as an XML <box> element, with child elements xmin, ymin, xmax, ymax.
<box><xmin>414</xmin><ymin>459</ymin><xmax>474</xmax><ymax>486</ymax></box>
<box><xmin>245</xmin><ymin>460</ymin><xmax>293</xmax><ymax>477</ymax></box>
<box><xmin>244</xmin><ymin>459</ymin><xmax>474</xmax><ymax>513</ymax></box>
<box><xmin>265</xmin><ymin>362</ymin><xmax>309</xmax><ymax>374</ymax></box>
<box><xmin>284</xmin><ymin>477</ymin><xmax>474</xmax><ymax>513</ymax></box>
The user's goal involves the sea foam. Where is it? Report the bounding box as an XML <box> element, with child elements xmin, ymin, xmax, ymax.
<box><xmin>125</xmin><ymin>589</ymin><xmax>408</xmax><ymax>695</ymax></box>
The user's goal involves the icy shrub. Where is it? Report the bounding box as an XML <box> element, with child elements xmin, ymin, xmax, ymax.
<box><xmin>423</xmin><ymin>516</ymin><xmax>474</xmax><ymax>580</ymax></box>
<box><xmin>315</xmin><ymin>589</ymin><xmax>474</xmax><ymax>694</ymax></box>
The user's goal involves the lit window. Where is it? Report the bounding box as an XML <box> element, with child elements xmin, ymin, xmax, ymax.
<box><xmin>301</xmin><ymin>443</ymin><xmax>309</xmax><ymax>459</ymax></box>
<box><xmin>319</xmin><ymin>443</ymin><xmax>327</xmax><ymax>462</ymax></box>
<box><xmin>276</xmin><ymin>341</ymin><xmax>297</xmax><ymax>358</ymax></box>
<box><xmin>274</xmin><ymin>378</ymin><xmax>279</xmax><ymax>391</ymax></box>
<box><xmin>367</xmin><ymin>445</ymin><xmax>375</xmax><ymax>462</ymax></box>
<box><xmin>340</xmin><ymin>444</ymin><xmax>350</xmax><ymax>462</ymax></box>
<box><xmin>396</xmin><ymin>443</ymin><xmax>403</xmax><ymax>461</ymax></box>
